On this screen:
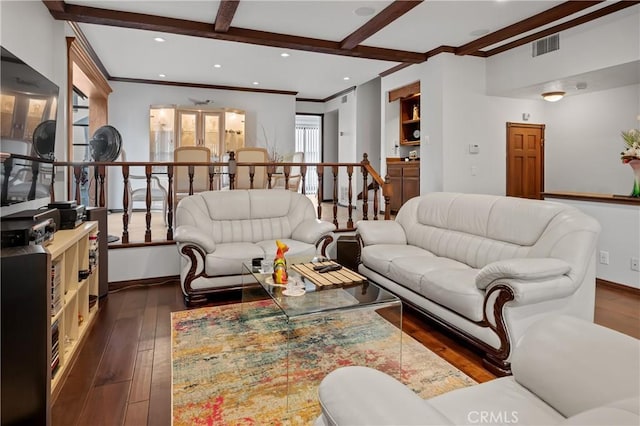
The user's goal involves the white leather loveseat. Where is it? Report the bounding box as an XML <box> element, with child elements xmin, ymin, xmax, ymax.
<box><xmin>356</xmin><ymin>192</ymin><xmax>600</xmax><ymax>373</ymax></box>
<box><xmin>175</xmin><ymin>189</ymin><xmax>336</xmax><ymax>306</ymax></box>
<box><xmin>316</xmin><ymin>315</ymin><xmax>640</xmax><ymax>426</ymax></box>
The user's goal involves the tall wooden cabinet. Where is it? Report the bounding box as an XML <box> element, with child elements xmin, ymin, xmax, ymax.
<box><xmin>387</xmin><ymin>159</ymin><xmax>420</xmax><ymax>213</ymax></box>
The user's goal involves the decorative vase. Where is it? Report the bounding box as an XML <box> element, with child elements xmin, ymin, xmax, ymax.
<box><xmin>629</xmin><ymin>159</ymin><xmax>640</xmax><ymax>197</ymax></box>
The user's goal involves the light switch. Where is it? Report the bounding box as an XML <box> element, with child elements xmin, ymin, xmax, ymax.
<box><xmin>471</xmin><ymin>166</ymin><xmax>477</xmax><ymax>176</ymax></box>
<box><xmin>469</xmin><ymin>144</ymin><xmax>479</xmax><ymax>154</ymax></box>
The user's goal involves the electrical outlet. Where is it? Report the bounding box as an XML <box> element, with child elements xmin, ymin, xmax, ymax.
<box><xmin>599</xmin><ymin>251</ymin><xmax>609</xmax><ymax>265</ymax></box>
<box><xmin>631</xmin><ymin>257</ymin><xmax>640</xmax><ymax>272</ymax></box>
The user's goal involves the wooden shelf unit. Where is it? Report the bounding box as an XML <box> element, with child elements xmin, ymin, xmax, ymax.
<box><xmin>47</xmin><ymin>221</ymin><xmax>100</xmax><ymax>397</ymax></box>
<box><xmin>400</xmin><ymin>94</ymin><xmax>421</xmax><ymax>146</ymax></box>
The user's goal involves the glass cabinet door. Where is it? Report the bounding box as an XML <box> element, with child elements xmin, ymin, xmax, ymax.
<box><xmin>149</xmin><ymin>107</ymin><xmax>175</xmax><ymax>163</ymax></box>
<box><xmin>202</xmin><ymin>112</ymin><xmax>222</xmax><ymax>159</ymax></box>
<box><xmin>149</xmin><ymin>106</ymin><xmax>244</xmax><ymax>164</ymax></box>
<box><xmin>177</xmin><ymin>110</ymin><xmax>197</xmax><ymax>147</ymax></box>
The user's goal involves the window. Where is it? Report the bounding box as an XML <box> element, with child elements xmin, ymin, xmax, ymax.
<box><xmin>295</xmin><ymin>114</ymin><xmax>321</xmax><ymax>194</ymax></box>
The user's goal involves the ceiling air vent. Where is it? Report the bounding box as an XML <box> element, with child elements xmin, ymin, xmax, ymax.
<box><xmin>532</xmin><ymin>34</ymin><xmax>559</xmax><ymax>57</ymax></box>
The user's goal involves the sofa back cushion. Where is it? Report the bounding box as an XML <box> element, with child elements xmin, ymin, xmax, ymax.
<box><xmin>396</xmin><ymin>193</ymin><xmax>597</xmax><ymax>270</ymax></box>
<box><xmin>176</xmin><ymin>189</ymin><xmax>316</xmax><ymax>243</ymax></box>
<box><xmin>512</xmin><ymin>315</ymin><xmax>640</xmax><ymax>418</ymax></box>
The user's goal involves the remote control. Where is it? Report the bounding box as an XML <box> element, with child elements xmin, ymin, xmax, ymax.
<box><xmin>318</xmin><ymin>264</ymin><xmax>342</xmax><ymax>273</ymax></box>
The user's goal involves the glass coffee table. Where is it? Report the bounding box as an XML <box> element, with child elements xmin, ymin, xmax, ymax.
<box><xmin>240</xmin><ymin>258</ymin><xmax>402</xmax><ymax>411</ymax></box>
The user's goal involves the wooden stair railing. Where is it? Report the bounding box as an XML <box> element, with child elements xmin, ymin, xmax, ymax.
<box><xmin>53</xmin><ymin>153</ymin><xmax>395</xmax><ymax>245</ymax></box>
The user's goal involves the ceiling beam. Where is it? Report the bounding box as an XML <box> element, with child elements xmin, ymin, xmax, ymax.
<box><xmin>47</xmin><ymin>4</ymin><xmax>427</xmax><ymax>63</ymax></box>
<box><xmin>214</xmin><ymin>0</ymin><xmax>240</xmax><ymax>33</ymax></box>
<box><xmin>42</xmin><ymin>0</ymin><xmax>65</xmax><ymax>13</ymax></box>
<box><xmin>340</xmin><ymin>0</ymin><xmax>423</xmax><ymax>50</ymax></box>
<box><xmin>455</xmin><ymin>1</ymin><xmax>604</xmax><ymax>56</ymax></box>
<box><xmin>483</xmin><ymin>1</ymin><xmax>640</xmax><ymax>57</ymax></box>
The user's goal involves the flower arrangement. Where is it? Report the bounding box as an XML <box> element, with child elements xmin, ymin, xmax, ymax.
<box><xmin>620</xmin><ymin>129</ymin><xmax>640</xmax><ymax>163</ymax></box>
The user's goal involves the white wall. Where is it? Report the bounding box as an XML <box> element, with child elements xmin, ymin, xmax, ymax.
<box><xmin>486</xmin><ymin>6</ymin><xmax>640</xmax><ymax>96</ymax></box>
<box><xmin>1</xmin><ymin>0</ymin><xmax>69</xmax><ymax>210</ymax></box>
<box><xmin>296</xmin><ymin>101</ymin><xmax>324</xmax><ymax>114</ymax></box>
<box><xmin>107</xmin><ymin>80</ymin><xmax>296</xmax><ymax>208</ymax></box>
<box><xmin>548</xmin><ymin>198</ymin><xmax>640</xmax><ymax>289</ymax></box>
<box><xmin>325</xmin><ymin>89</ymin><xmax>357</xmax><ymax>205</ymax></box>
<box><xmin>545</xmin><ymin>84</ymin><xmax>640</xmax><ymax>194</ymax></box>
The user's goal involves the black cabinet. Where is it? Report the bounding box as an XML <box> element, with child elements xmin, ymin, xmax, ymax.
<box><xmin>1</xmin><ymin>245</ymin><xmax>51</xmax><ymax>425</ymax></box>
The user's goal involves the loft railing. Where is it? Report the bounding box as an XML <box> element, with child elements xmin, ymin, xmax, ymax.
<box><xmin>51</xmin><ymin>153</ymin><xmax>393</xmax><ymax>246</ymax></box>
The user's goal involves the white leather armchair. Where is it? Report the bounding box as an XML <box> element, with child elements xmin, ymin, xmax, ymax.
<box><xmin>316</xmin><ymin>315</ymin><xmax>640</xmax><ymax>426</ymax></box>
<box><xmin>174</xmin><ymin>189</ymin><xmax>336</xmax><ymax>306</ymax></box>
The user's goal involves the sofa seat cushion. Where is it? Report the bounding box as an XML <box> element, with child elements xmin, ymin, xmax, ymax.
<box><xmin>255</xmin><ymin>238</ymin><xmax>317</xmax><ymax>260</ymax></box>
<box><xmin>420</xmin><ymin>268</ymin><xmax>485</xmax><ymax>322</ymax></box>
<box><xmin>361</xmin><ymin>244</ymin><xmax>434</xmax><ymax>275</ymax></box>
<box><xmin>387</xmin><ymin>256</ymin><xmax>469</xmax><ymax>295</ymax></box>
<box><xmin>205</xmin><ymin>242</ymin><xmax>265</xmax><ymax>276</ymax></box>
<box><xmin>429</xmin><ymin>376</ymin><xmax>566</xmax><ymax>426</ymax></box>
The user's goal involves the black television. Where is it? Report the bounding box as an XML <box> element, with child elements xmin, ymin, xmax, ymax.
<box><xmin>0</xmin><ymin>46</ymin><xmax>59</xmax><ymax>211</ymax></box>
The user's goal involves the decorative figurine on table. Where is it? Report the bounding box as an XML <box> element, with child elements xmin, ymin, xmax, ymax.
<box><xmin>272</xmin><ymin>240</ymin><xmax>289</xmax><ymax>284</ymax></box>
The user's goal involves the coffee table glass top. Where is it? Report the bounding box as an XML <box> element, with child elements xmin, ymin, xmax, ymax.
<box><xmin>241</xmin><ymin>260</ymin><xmax>400</xmax><ymax>319</ymax></box>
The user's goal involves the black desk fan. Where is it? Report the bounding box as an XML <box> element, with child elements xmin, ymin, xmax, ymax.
<box><xmin>89</xmin><ymin>125</ymin><xmax>122</xmax><ymax>243</ymax></box>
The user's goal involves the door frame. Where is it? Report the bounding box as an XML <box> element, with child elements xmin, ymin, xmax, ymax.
<box><xmin>506</xmin><ymin>122</ymin><xmax>546</xmax><ymax>199</ymax></box>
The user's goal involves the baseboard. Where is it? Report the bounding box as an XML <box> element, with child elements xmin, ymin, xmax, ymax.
<box><xmin>596</xmin><ymin>278</ymin><xmax>640</xmax><ymax>296</ymax></box>
<box><xmin>109</xmin><ymin>275</ymin><xmax>179</xmax><ymax>292</ymax></box>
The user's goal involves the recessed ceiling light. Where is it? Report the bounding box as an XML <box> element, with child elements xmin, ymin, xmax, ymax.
<box><xmin>158</xmin><ymin>73</ymin><xmax>166</xmax><ymax>78</ymax></box>
<box><xmin>280</xmin><ymin>52</ymin><xmax>290</xmax><ymax>58</ymax></box>
<box><xmin>154</xmin><ymin>37</ymin><xmax>166</xmax><ymax>42</ymax></box>
<box><xmin>213</xmin><ymin>64</ymin><xmax>222</xmax><ymax>68</ymax></box>
<box><xmin>253</xmin><ymin>81</ymin><xmax>259</xmax><ymax>85</ymax></box>
<box><xmin>343</xmin><ymin>77</ymin><xmax>350</xmax><ymax>81</ymax></box>
<box><xmin>354</xmin><ymin>6</ymin><xmax>375</xmax><ymax>16</ymax></box>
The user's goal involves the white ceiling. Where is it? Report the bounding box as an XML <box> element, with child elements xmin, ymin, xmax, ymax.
<box><xmin>64</xmin><ymin>1</ymin><xmax>637</xmax><ymax>100</ymax></box>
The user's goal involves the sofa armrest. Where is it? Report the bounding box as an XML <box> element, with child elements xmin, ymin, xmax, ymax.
<box><xmin>175</xmin><ymin>225</ymin><xmax>216</xmax><ymax>252</ymax></box>
<box><xmin>476</xmin><ymin>258</ymin><xmax>571</xmax><ymax>290</ymax></box>
<box><xmin>356</xmin><ymin>220</ymin><xmax>407</xmax><ymax>246</ymax></box>
<box><xmin>317</xmin><ymin>366</ymin><xmax>452</xmax><ymax>426</ymax></box>
<box><xmin>291</xmin><ymin>219</ymin><xmax>336</xmax><ymax>244</ymax></box>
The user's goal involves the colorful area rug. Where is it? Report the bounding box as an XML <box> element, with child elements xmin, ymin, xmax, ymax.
<box><xmin>172</xmin><ymin>300</ymin><xmax>476</xmax><ymax>425</ymax></box>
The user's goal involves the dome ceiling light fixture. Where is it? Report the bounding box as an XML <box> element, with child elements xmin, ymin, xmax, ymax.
<box><xmin>541</xmin><ymin>91</ymin><xmax>566</xmax><ymax>102</ymax></box>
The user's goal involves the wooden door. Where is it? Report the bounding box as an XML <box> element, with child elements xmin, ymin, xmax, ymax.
<box><xmin>506</xmin><ymin>123</ymin><xmax>545</xmax><ymax>199</ymax></box>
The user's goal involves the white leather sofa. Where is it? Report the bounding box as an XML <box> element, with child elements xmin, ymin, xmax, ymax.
<box><xmin>356</xmin><ymin>192</ymin><xmax>600</xmax><ymax>373</ymax></box>
<box><xmin>175</xmin><ymin>189</ymin><xmax>336</xmax><ymax>305</ymax></box>
<box><xmin>315</xmin><ymin>315</ymin><xmax>640</xmax><ymax>426</ymax></box>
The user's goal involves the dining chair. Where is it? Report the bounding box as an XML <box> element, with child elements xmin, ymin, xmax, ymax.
<box><xmin>127</xmin><ymin>174</ymin><xmax>168</xmax><ymax>224</ymax></box>
<box><xmin>271</xmin><ymin>151</ymin><xmax>304</xmax><ymax>192</ymax></box>
<box><xmin>173</xmin><ymin>146</ymin><xmax>212</xmax><ymax>206</ymax></box>
<box><xmin>234</xmin><ymin>147</ymin><xmax>269</xmax><ymax>189</ymax></box>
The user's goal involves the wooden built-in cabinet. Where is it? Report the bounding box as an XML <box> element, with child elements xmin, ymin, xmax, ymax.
<box><xmin>48</xmin><ymin>221</ymin><xmax>100</xmax><ymax>397</ymax></box>
<box><xmin>387</xmin><ymin>159</ymin><xmax>420</xmax><ymax>213</ymax></box>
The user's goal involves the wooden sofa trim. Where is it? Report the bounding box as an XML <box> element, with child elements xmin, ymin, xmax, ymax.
<box><xmin>180</xmin><ymin>234</ymin><xmax>334</xmax><ymax>306</ymax></box>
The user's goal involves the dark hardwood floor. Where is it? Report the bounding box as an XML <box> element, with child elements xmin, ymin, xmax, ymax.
<box><xmin>52</xmin><ymin>280</ymin><xmax>640</xmax><ymax>425</ymax></box>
